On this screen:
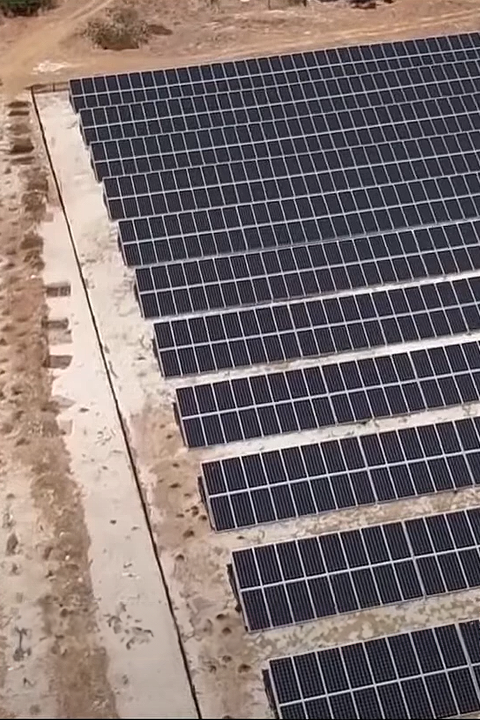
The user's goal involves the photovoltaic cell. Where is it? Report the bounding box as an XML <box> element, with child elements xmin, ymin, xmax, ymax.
<box><xmin>200</xmin><ymin>416</ymin><xmax>480</xmax><ymax>531</ymax></box>
<box><xmin>232</xmin><ymin>509</ymin><xmax>480</xmax><ymax>630</ymax></box>
<box><xmin>153</xmin><ymin>276</ymin><xmax>480</xmax><ymax>377</ymax></box>
<box><xmin>265</xmin><ymin>621</ymin><xmax>480</xmax><ymax>719</ymax></box>
<box><xmin>175</xmin><ymin>340</ymin><xmax>480</xmax><ymax>447</ymax></box>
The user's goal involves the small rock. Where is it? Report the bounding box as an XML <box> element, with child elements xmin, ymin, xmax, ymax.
<box><xmin>6</xmin><ymin>532</ymin><xmax>18</xmax><ymax>555</ymax></box>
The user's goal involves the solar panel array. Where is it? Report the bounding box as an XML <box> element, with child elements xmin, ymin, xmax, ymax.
<box><xmin>266</xmin><ymin>620</ymin><xmax>480</xmax><ymax>719</ymax></box>
<box><xmin>176</xmin><ymin>340</ymin><xmax>480</xmax><ymax>447</ymax></box>
<box><xmin>201</xmin><ymin>416</ymin><xmax>480</xmax><ymax>531</ymax></box>
<box><xmin>231</xmin><ymin>509</ymin><xmax>480</xmax><ymax>631</ymax></box>
<box><xmin>70</xmin><ymin>30</ymin><xmax>480</xmax><ymax>720</ymax></box>
<box><xmin>154</xmin><ymin>276</ymin><xmax>480</xmax><ymax>377</ymax></box>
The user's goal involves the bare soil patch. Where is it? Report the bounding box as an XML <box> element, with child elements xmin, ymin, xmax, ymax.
<box><xmin>0</xmin><ymin>96</ymin><xmax>117</xmax><ymax>718</ymax></box>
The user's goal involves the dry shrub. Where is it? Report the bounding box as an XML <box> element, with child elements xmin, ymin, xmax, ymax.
<box><xmin>84</xmin><ymin>1</ymin><xmax>150</xmax><ymax>51</ymax></box>
<box><xmin>0</xmin><ymin>0</ymin><xmax>54</xmax><ymax>15</ymax></box>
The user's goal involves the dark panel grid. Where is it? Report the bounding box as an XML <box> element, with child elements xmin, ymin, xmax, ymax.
<box><xmin>79</xmin><ymin>59</ymin><xmax>480</xmax><ymax>138</ymax></box>
<box><xmin>266</xmin><ymin>620</ymin><xmax>480</xmax><ymax>719</ymax></box>
<box><xmin>201</xmin><ymin>417</ymin><xmax>480</xmax><ymax>531</ymax></box>
<box><xmin>90</xmin><ymin>109</ymin><xmax>480</xmax><ymax>183</ymax></box>
<box><xmin>136</xmin><ymin>220</ymin><xmax>480</xmax><ymax>315</ymax></box>
<box><xmin>175</xmin><ymin>340</ymin><xmax>480</xmax><ymax>448</ymax></box>
<box><xmin>84</xmin><ymin>86</ymin><xmax>480</xmax><ymax>144</ymax></box>
<box><xmin>103</xmin><ymin>146</ymin><xmax>480</xmax><ymax>221</ymax></box>
<box><xmin>115</xmin><ymin>168</ymin><xmax>480</xmax><ymax>247</ymax></box>
<box><xmin>70</xmin><ymin>34</ymin><xmax>480</xmax><ymax>111</ymax></box>
<box><xmin>232</xmin><ymin>509</ymin><xmax>480</xmax><ymax>631</ymax></box>
<box><xmin>103</xmin><ymin>126</ymin><xmax>480</xmax><ymax>201</ymax></box>
<box><xmin>154</xmin><ymin>276</ymin><xmax>480</xmax><ymax>377</ymax></box>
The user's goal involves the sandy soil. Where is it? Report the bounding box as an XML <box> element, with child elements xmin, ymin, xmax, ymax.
<box><xmin>0</xmin><ymin>0</ymin><xmax>479</xmax><ymax>717</ymax></box>
<box><xmin>0</xmin><ymin>96</ymin><xmax>118</xmax><ymax>717</ymax></box>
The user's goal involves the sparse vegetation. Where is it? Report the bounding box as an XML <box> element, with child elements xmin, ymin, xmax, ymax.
<box><xmin>84</xmin><ymin>1</ymin><xmax>151</xmax><ymax>51</ymax></box>
<box><xmin>0</xmin><ymin>0</ymin><xmax>53</xmax><ymax>15</ymax></box>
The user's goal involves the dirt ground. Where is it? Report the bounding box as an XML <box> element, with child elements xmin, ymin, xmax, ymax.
<box><xmin>0</xmin><ymin>0</ymin><xmax>479</xmax><ymax>717</ymax></box>
<box><xmin>0</xmin><ymin>97</ymin><xmax>118</xmax><ymax>716</ymax></box>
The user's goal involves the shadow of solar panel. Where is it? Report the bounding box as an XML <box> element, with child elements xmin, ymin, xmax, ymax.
<box><xmin>232</xmin><ymin>510</ymin><xmax>480</xmax><ymax>631</ymax></box>
<box><xmin>265</xmin><ymin>621</ymin><xmax>480</xmax><ymax>719</ymax></box>
<box><xmin>175</xmin><ymin>340</ymin><xmax>480</xmax><ymax>447</ymax></box>
<box><xmin>200</xmin><ymin>417</ymin><xmax>480</xmax><ymax>530</ymax></box>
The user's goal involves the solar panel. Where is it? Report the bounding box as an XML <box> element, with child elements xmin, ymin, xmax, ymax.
<box><xmin>79</xmin><ymin>59</ymin><xmax>480</xmax><ymax>144</ymax></box>
<box><xmin>153</xmin><ymin>276</ymin><xmax>480</xmax><ymax>377</ymax></box>
<box><xmin>265</xmin><ymin>620</ymin><xmax>480</xmax><ymax>719</ymax></box>
<box><xmin>102</xmin><ymin>143</ymin><xmax>480</xmax><ymax>222</ymax></box>
<box><xmin>175</xmin><ymin>340</ymin><xmax>480</xmax><ymax>447</ymax></box>
<box><xmin>135</xmin><ymin>220</ymin><xmax>480</xmax><ymax>313</ymax></box>
<box><xmin>200</xmin><ymin>417</ymin><xmax>480</xmax><ymax>531</ymax></box>
<box><xmin>231</xmin><ymin>509</ymin><xmax>480</xmax><ymax>631</ymax></box>
<box><xmin>115</xmin><ymin>171</ymin><xmax>480</xmax><ymax>256</ymax></box>
<box><xmin>86</xmin><ymin>86</ymin><xmax>480</xmax><ymax>148</ymax></box>
<box><xmin>90</xmin><ymin>110</ymin><xmax>480</xmax><ymax>184</ymax></box>
<box><xmin>68</xmin><ymin>33</ymin><xmax>480</xmax><ymax>111</ymax></box>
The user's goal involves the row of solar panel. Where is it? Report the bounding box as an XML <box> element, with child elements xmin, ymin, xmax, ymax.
<box><xmin>266</xmin><ymin>621</ymin><xmax>480</xmax><ymax>719</ymax></box>
<box><xmin>82</xmin><ymin>92</ymin><xmax>480</xmax><ymax>144</ymax></box>
<box><xmin>118</xmin><ymin>187</ymin><xmax>480</xmax><ymax>259</ymax></box>
<box><xmin>102</xmin><ymin>132</ymin><xmax>480</xmax><ymax>199</ymax></box>
<box><xmin>75</xmin><ymin>64</ymin><xmax>480</xmax><ymax>122</ymax></box>
<box><xmin>105</xmin><ymin>160</ymin><xmax>480</xmax><ymax>222</ymax></box>
<box><xmin>135</xmin><ymin>228</ymin><xmax>480</xmax><ymax>316</ymax></box>
<box><xmin>92</xmin><ymin>128</ymin><xmax>480</xmax><ymax>182</ymax></box>
<box><xmin>90</xmin><ymin>105</ymin><xmax>480</xmax><ymax>184</ymax></box>
<box><xmin>68</xmin><ymin>32</ymin><xmax>480</xmax><ymax>108</ymax></box>
<box><xmin>231</xmin><ymin>509</ymin><xmax>480</xmax><ymax>631</ymax></box>
<box><xmin>78</xmin><ymin>58</ymin><xmax>480</xmax><ymax>130</ymax></box>
<box><xmin>153</xmin><ymin>276</ymin><xmax>480</xmax><ymax>376</ymax></box>
<box><xmin>176</xmin><ymin>341</ymin><xmax>480</xmax><ymax>447</ymax></box>
<box><xmin>200</xmin><ymin>417</ymin><xmax>480</xmax><ymax>530</ymax></box>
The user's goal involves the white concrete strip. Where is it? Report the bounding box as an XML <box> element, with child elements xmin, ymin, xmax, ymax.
<box><xmin>35</xmin><ymin>111</ymin><xmax>197</xmax><ymax>719</ymax></box>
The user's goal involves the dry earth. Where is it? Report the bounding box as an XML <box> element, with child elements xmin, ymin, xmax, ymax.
<box><xmin>0</xmin><ymin>98</ymin><xmax>117</xmax><ymax>716</ymax></box>
<box><xmin>0</xmin><ymin>0</ymin><xmax>479</xmax><ymax>717</ymax></box>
